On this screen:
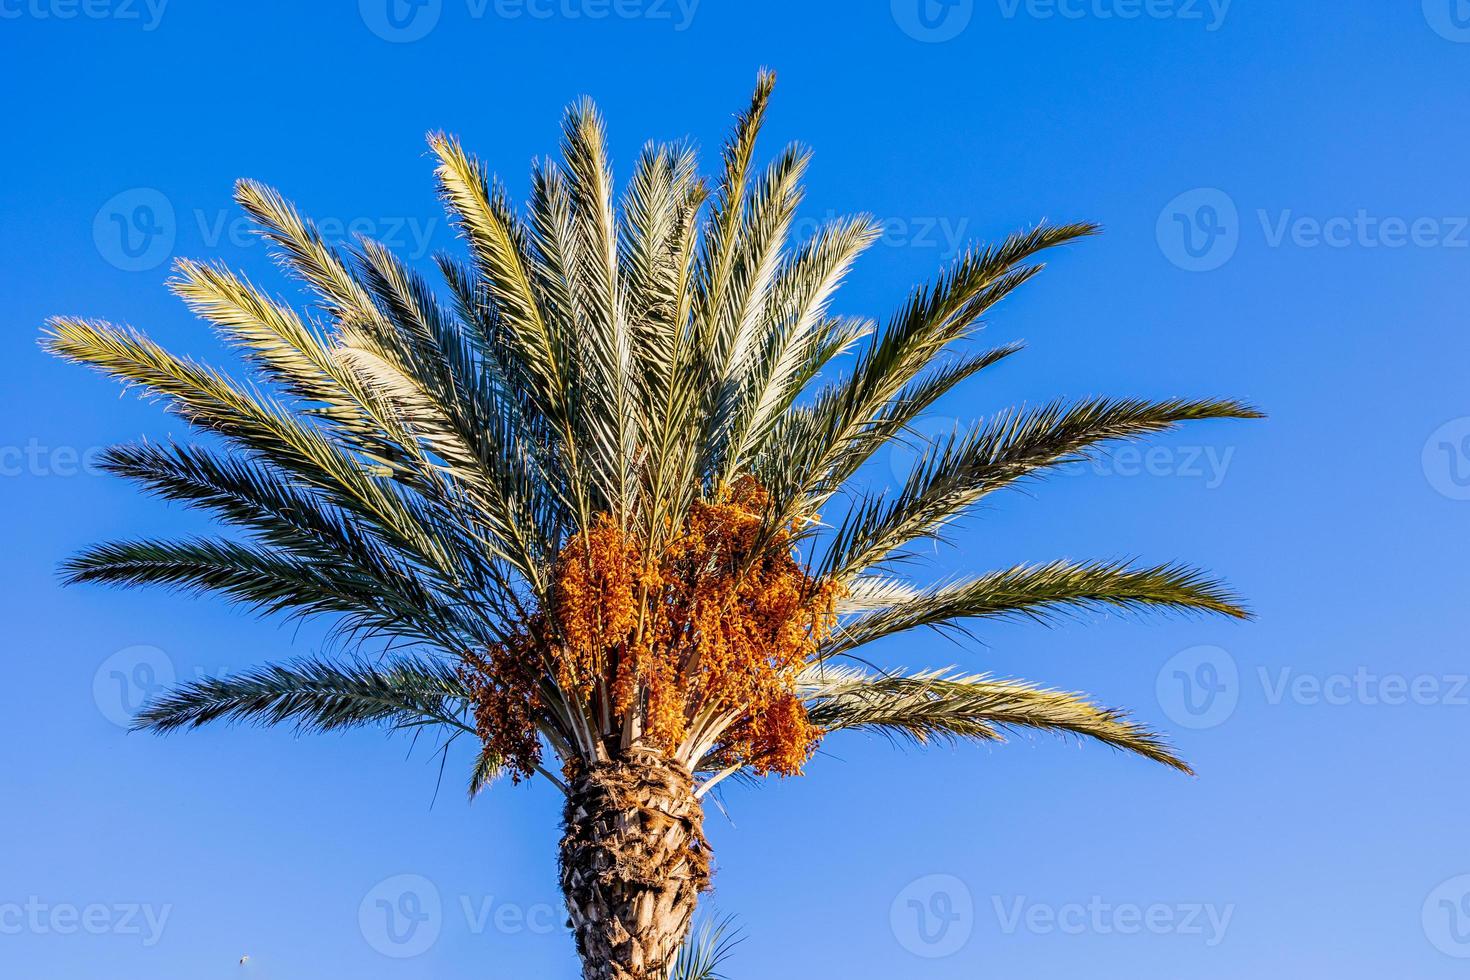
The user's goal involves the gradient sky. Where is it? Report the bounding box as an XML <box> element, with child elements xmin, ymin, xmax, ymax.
<box><xmin>3</xmin><ymin>2</ymin><xmax>1468</xmax><ymax>978</ymax></box>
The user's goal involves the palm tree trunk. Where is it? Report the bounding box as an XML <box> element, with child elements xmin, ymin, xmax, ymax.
<box><xmin>559</xmin><ymin>748</ymin><xmax>711</xmax><ymax>980</ymax></box>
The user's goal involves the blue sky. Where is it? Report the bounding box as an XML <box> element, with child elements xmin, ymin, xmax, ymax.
<box><xmin>2</xmin><ymin>2</ymin><xmax>1468</xmax><ymax>977</ymax></box>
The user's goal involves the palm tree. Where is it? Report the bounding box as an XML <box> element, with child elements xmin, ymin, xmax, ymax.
<box><xmin>46</xmin><ymin>72</ymin><xmax>1258</xmax><ymax>980</ymax></box>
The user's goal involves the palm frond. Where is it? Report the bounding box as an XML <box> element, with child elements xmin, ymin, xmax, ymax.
<box><xmin>132</xmin><ymin>655</ymin><xmax>474</xmax><ymax>734</ymax></box>
<box><xmin>718</xmin><ymin>216</ymin><xmax>882</xmax><ymax>479</ymax></box>
<box><xmin>41</xmin><ymin>319</ymin><xmax>464</xmax><ymax>577</ymax></box>
<box><xmin>823</xmin><ymin>559</ymin><xmax>1248</xmax><ymax>659</ymax></box>
<box><xmin>560</xmin><ymin>97</ymin><xmax>637</xmax><ymax>522</ymax></box>
<box><xmin>822</xmin><ymin>397</ymin><xmax>1263</xmax><ymax>580</ymax></box>
<box><xmin>429</xmin><ymin>131</ymin><xmax>597</xmax><ymax>525</ymax></box>
<box><xmin>233</xmin><ymin>179</ymin><xmax>379</xmax><ymax>325</ymax></box>
<box><xmin>759</xmin><ymin>224</ymin><xmax>1096</xmax><ymax>532</ymax></box>
<box><xmin>804</xmin><ymin>666</ymin><xmax>1191</xmax><ymax>773</ymax></box>
<box><xmin>62</xmin><ymin>538</ymin><xmax>471</xmax><ymax>651</ymax></box>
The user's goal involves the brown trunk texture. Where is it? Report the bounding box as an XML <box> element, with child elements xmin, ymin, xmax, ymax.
<box><xmin>559</xmin><ymin>749</ymin><xmax>711</xmax><ymax>980</ymax></box>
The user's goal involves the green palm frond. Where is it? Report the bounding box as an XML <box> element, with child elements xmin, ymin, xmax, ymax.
<box><xmin>428</xmin><ymin>130</ymin><xmax>598</xmax><ymax>529</ymax></box>
<box><xmin>717</xmin><ymin>216</ymin><xmax>882</xmax><ymax>479</ymax></box>
<box><xmin>822</xmin><ymin>560</ymin><xmax>1248</xmax><ymax>660</ymax></box>
<box><xmin>133</xmin><ymin>656</ymin><xmax>535</xmax><ymax>795</ymax></box>
<box><xmin>758</xmin><ymin>224</ymin><xmax>1097</xmax><ymax>533</ymax></box>
<box><xmin>803</xmin><ymin>667</ymin><xmax>1191</xmax><ymax>774</ymax></box>
<box><xmin>61</xmin><ymin>538</ymin><xmax>474</xmax><ymax>651</ymax></box>
<box><xmin>42</xmin><ymin>320</ymin><xmax>463</xmax><ymax>576</ymax></box>
<box><xmin>132</xmin><ymin>655</ymin><xmax>474</xmax><ymax>735</ymax></box>
<box><xmin>822</xmin><ymin>397</ymin><xmax>1263</xmax><ymax>580</ymax></box>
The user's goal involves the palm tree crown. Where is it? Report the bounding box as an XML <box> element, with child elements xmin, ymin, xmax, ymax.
<box><xmin>45</xmin><ymin>72</ymin><xmax>1257</xmax><ymax>979</ymax></box>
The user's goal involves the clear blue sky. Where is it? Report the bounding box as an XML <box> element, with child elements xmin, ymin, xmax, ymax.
<box><xmin>3</xmin><ymin>2</ymin><xmax>1467</xmax><ymax>977</ymax></box>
